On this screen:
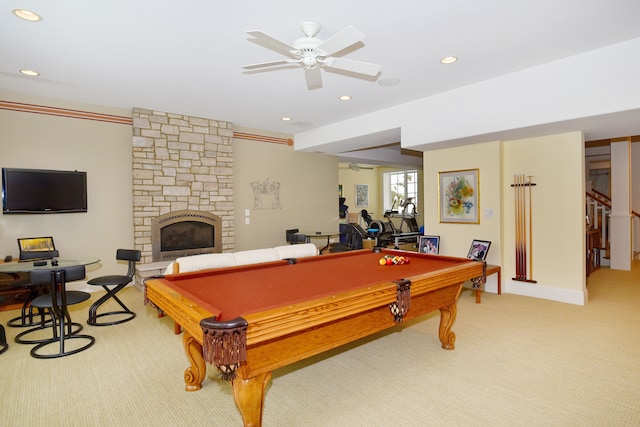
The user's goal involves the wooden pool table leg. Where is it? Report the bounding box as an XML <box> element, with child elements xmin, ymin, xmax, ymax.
<box><xmin>232</xmin><ymin>371</ymin><xmax>272</xmax><ymax>427</ymax></box>
<box><xmin>182</xmin><ymin>331</ymin><xmax>206</xmax><ymax>391</ymax></box>
<box><xmin>438</xmin><ymin>303</ymin><xmax>457</xmax><ymax>350</ymax></box>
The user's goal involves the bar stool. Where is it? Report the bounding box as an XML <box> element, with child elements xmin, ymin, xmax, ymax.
<box><xmin>0</xmin><ymin>296</ymin><xmax>8</xmax><ymax>354</ymax></box>
<box><xmin>87</xmin><ymin>249</ymin><xmax>141</xmax><ymax>326</ymax></box>
<box><xmin>0</xmin><ymin>324</ymin><xmax>7</xmax><ymax>354</ymax></box>
<box><xmin>28</xmin><ymin>266</ymin><xmax>95</xmax><ymax>359</ymax></box>
<box><xmin>5</xmin><ymin>272</ymin><xmax>52</xmax><ymax>329</ymax></box>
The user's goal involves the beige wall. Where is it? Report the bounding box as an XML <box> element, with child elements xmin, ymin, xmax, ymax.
<box><xmin>337</xmin><ymin>165</ymin><xmax>379</xmax><ymax>225</ymax></box>
<box><xmin>503</xmin><ymin>132</ymin><xmax>585</xmax><ymax>300</ymax></box>
<box><xmin>0</xmin><ymin>94</ymin><xmax>343</xmax><ymax>277</ymax></box>
<box><xmin>338</xmin><ymin>165</ymin><xmax>425</xmax><ymax>230</ymax></box>
<box><xmin>0</xmin><ymin>91</ymin><xmax>133</xmax><ymax>280</ymax></box>
<box><xmin>233</xmin><ymin>127</ymin><xmax>340</xmax><ymax>251</ymax></box>
<box><xmin>424</xmin><ymin>133</ymin><xmax>586</xmax><ymax>305</ymax></box>
<box><xmin>424</xmin><ymin>141</ymin><xmax>502</xmax><ymax>264</ymax></box>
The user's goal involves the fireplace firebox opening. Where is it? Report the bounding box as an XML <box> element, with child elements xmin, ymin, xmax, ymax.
<box><xmin>151</xmin><ymin>210</ymin><xmax>222</xmax><ymax>262</ymax></box>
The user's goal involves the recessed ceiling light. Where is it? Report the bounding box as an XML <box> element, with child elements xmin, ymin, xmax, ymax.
<box><xmin>281</xmin><ymin>117</ymin><xmax>292</xmax><ymax>121</ymax></box>
<box><xmin>13</xmin><ymin>9</ymin><xmax>42</xmax><ymax>22</ymax></box>
<box><xmin>338</xmin><ymin>95</ymin><xmax>352</xmax><ymax>101</ymax></box>
<box><xmin>378</xmin><ymin>78</ymin><xmax>400</xmax><ymax>86</ymax></box>
<box><xmin>20</xmin><ymin>69</ymin><xmax>40</xmax><ymax>77</ymax></box>
<box><xmin>440</xmin><ymin>56</ymin><xmax>458</xmax><ymax>64</ymax></box>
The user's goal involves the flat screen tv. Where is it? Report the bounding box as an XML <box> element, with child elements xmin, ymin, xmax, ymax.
<box><xmin>2</xmin><ymin>167</ymin><xmax>88</xmax><ymax>214</ymax></box>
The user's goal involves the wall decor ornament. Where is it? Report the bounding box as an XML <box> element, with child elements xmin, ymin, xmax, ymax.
<box><xmin>250</xmin><ymin>178</ymin><xmax>281</xmax><ymax>210</ymax></box>
<box><xmin>355</xmin><ymin>184</ymin><xmax>369</xmax><ymax>207</ymax></box>
<box><xmin>438</xmin><ymin>169</ymin><xmax>479</xmax><ymax>223</ymax></box>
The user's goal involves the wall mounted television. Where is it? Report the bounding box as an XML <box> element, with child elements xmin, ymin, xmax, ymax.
<box><xmin>2</xmin><ymin>167</ymin><xmax>88</xmax><ymax>214</ymax></box>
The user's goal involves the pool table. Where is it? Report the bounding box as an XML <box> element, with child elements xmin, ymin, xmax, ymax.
<box><xmin>145</xmin><ymin>248</ymin><xmax>484</xmax><ymax>426</ymax></box>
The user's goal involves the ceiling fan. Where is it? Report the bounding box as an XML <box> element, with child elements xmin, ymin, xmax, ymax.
<box><xmin>242</xmin><ymin>21</ymin><xmax>382</xmax><ymax>90</ymax></box>
<box><xmin>339</xmin><ymin>163</ymin><xmax>375</xmax><ymax>171</ymax></box>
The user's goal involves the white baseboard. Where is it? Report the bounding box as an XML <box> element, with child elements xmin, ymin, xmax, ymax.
<box><xmin>506</xmin><ymin>280</ymin><xmax>587</xmax><ymax>305</ymax></box>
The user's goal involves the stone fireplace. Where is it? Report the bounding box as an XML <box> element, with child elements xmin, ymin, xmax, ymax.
<box><xmin>131</xmin><ymin>108</ymin><xmax>234</xmax><ymax>288</ymax></box>
<box><xmin>151</xmin><ymin>210</ymin><xmax>222</xmax><ymax>262</ymax></box>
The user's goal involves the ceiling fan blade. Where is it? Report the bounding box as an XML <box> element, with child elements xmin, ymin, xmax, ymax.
<box><xmin>305</xmin><ymin>67</ymin><xmax>322</xmax><ymax>90</ymax></box>
<box><xmin>323</xmin><ymin>57</ymin><xmax>382</xmax><ymax>76</ymax></box>
<box><xmin>246</xmin><ymin>30</ymin><xmax>296</xmax><ymax>55</ymax></box>
<box><xmin>242</xmin><ymin>59</ymin><xmax>292</xmax><ymax>70</ymax></box>
<box><xmin>317</xmin><ymin>26</ymin><xmax>364</xmax><ymax>56</ymax></box>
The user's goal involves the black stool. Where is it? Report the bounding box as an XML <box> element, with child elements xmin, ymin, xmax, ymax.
<box><xmin>87</xmin><ymin>249</ymin><xmax>141</xmax><ymax>326</ymax></box>
<box><xmin>0</xmin><ymin>324</ymin><xmax>7</xmax><ymax>354</ymax></box>
<box><xmin>0</xmin><ymin>296</ymin><xmax>7</xmax><ymax>354</ymax></box>
<box><xmin>5</xmin><ymin>272</ymin><xmax>52</xmax><ymax>329</ymax></box>
<box><xmin>28</xmin><ymin>266</ymin><xmax>95</xmax><ymax>359</ymax></box>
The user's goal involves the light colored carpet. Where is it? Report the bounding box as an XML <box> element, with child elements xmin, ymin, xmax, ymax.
<box><xmin>1</xmin><ymin>262</ymin><xmax>639</xmax><ymax>426</ymax></box>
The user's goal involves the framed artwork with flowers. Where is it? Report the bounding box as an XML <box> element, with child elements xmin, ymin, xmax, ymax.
<box><xmin>438</xmin><ymin>169</ymin><xmax>479</xmax><ymax>224</ymax></box>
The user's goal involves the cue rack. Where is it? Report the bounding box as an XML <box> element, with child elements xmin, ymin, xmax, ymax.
<box><xmin>511</xmin><ymin>174</ymin><xmax>537</xmax><ymax>283</ymax></box>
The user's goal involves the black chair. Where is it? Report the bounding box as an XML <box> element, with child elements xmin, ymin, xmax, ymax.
<box><xmin>0</xmin><ymin>296</ymin><xmax>7</xmax><ymax>354</ymax></box>
<box><xmin>87</xmin><ymin>249</ymin><xmax>141</xmax><ymax>326</ymax></box>
<box><xmin>27</xmin><ymin>266</ymin><xmax>95</xmax><ymax>359</ymax></box>
<box><xmin>0</xmin><ymin>324</ymin><xmax>7</xmax><ymax>354</ymax></box>
<box><xmin>6</xmin><ymin>252</ymin><xmax>58</xmax><ymax>329</ymax></box>
<box><xmin>285</xmin><ymin>228</ymin><xmax>299</xmax><ymax>244</ymax></box>
<box><xmin>286</xmin><ymin>229</ymin><xmax>307</xmax><ymax>244</ymax></box>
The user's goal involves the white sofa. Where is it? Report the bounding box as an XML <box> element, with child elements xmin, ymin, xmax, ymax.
<box><xmin>163</xmin><ymin>243</ymin><xmax>319</xmax><ymax>275</ymax></box>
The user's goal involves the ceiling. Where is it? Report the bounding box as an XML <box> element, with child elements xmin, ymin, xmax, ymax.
<box><xmin>3</xmin><ymin>1</ymin><xmax>640</xmax><ymax>167</ymax></box>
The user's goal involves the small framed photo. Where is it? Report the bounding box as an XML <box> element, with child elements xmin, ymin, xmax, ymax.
<box><xmin>418</xmin><ymin>235</ymin><xmax>440</xmax><ymax>255</ymax></box>
<box><xmin>467</xmin><ymin>239</ymin><xmax>491</xmax><ymax>261</ymax></box>
<box><xmin>438</xmin><ymin>168</ymin><xmax>479</xmax><ymax>223</ymax></box>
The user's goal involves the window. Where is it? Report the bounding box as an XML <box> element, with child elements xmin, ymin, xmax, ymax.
<box><xmin>383</xmin><ymin>170</ymin><xmax>418</xmax><ymax>214</ymax></box>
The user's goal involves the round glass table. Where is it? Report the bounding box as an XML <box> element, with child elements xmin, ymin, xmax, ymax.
<box><xmin>0</xmin><ymin>257</ymin><xmax>100</xmax><ymax>273</ymax></box>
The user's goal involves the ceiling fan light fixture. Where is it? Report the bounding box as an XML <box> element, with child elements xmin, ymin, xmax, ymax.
<box><xmin>440</xmin><ymin>56</ymin><xmax>458</xmax><ymax>64</ymax></box>
<box><xmin>13</xmin><ymin>9</ymin><xmax>42</xmax><ymax>22</ymax></box>
<box><xmin>302</xmin><ymin>54</ymin><xmax>318</xmax><ymax>69</ymax></box>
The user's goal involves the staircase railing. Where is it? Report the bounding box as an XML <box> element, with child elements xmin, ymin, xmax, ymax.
<box><xmin>586</xmin><ymin>189</ymin><xmax>610</xmax><ymax>257</ymax></box>
<box><xmin>587</xmin><ymin>188</ymin><xmax>640</xmax><ymax>257</ymax></box>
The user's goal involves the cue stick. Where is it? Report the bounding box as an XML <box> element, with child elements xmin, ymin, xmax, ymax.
<box><xmin>513</xmin><ymin>174</ymin><xmax>518</xmax><ymax>277</ymax></box>
<box><xmin>519</xmin><ymin>174</ymin><xmax>526</xmax><ymax>279</ymax></box>
<box><xmin>516</xmin><ymin>175</ymin><xmax>522</xmax><ymax>279</ymax></box>
<box><xmin>518</xmin><ymin>174</ymin><xmax>526</xmax><ymax>280</ymax></box>
<box><xmin>528</xmin><ymin>175</ymin><xmax>533</xmax><ymax>281</ymax></box>
<box><xmin>515</xmin><ymin>174</ymin><xmax>522</xmax><ymax>279</ymax></box>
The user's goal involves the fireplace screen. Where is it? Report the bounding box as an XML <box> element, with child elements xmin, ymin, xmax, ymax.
<box><xmin>151</xmin><ymin>210</ymin><xmax>222</xmax><ymax>262</ymax></box>
<box><xmin>160</xmin><ymin>221</ymin><xmax>214</xmax><ymax>252</ymax></box>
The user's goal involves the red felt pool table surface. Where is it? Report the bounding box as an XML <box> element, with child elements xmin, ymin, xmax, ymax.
<box><xmin>158</xmin><ymin>248</ymin><xmax>473</xmax><ymax>322</ymax></box>
<box><xmin>145</xmin><ymin>248</ymin><xmax>484</xmax><ymax>426</ymax></box>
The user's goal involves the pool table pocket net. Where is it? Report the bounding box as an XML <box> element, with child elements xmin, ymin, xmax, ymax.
<box><xmin>201</xmin><ymin>316</ymin><xmax>248</xmax><ymax>381</ymax></box>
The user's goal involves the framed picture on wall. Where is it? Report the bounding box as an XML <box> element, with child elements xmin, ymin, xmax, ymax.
<box><xmin>355</xmin><ymin>184</ymin><xmax>369</xmax><ymax>207</ymax></box>
<box><xmin>418</xmin><ymin>235</ymin><xmax>440</xmax><ymax>254</ymax></box>
<box><xmin>438</xmin><ymin>168</ymin><xmax>479</xmax><ymax>223</ymax></box>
